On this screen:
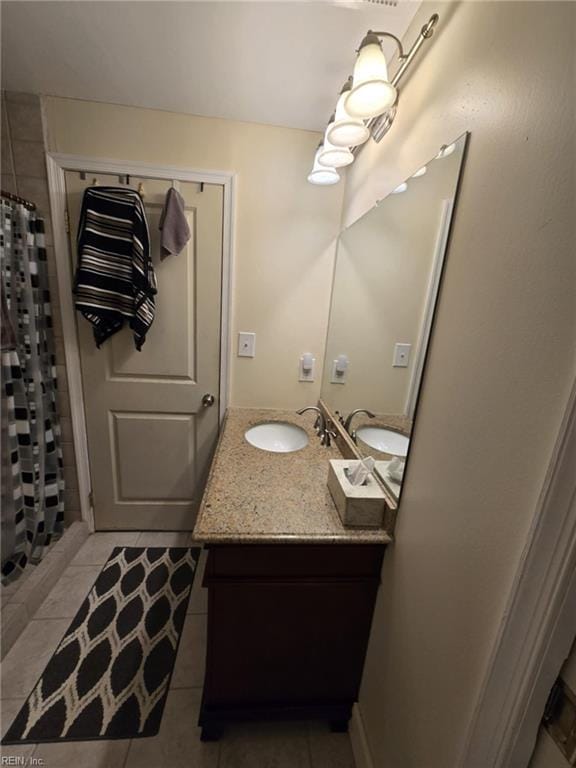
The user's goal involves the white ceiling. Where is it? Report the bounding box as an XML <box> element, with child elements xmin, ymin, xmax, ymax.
<box><xmin>1</xmin><ymin>1</ymin><xmax>420</xmax><ymax>132</ymax></box>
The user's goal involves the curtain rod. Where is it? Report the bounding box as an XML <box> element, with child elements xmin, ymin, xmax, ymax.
<box><xmin>1</xmin><ymin>189</ymin><xmax>37</xmax><ymax>211</ymax></box>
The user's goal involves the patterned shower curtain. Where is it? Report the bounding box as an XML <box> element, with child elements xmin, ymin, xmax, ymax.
<box><xmin>1</xmin><ymin>199</ymin><xmax>65</xmax><ymax>585</ymax></box>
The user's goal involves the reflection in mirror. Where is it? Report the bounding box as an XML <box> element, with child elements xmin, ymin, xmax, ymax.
<box><xmin>321</xmin><ymin>133</ymin><xmax>468</xmax><ymax>503</ymax></box>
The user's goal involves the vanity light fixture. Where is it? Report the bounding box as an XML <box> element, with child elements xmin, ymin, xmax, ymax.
<box><xmin>391</xmin><ymin>182</ymin><xmax>408</xmax><ymax>194</ymax></box>
<box><xmin>318</xmin><ymin>139</ymin><xmax>354</xmax><ymax>168</ymax></box>
<box><xmin>345</xmin><ymin>32</ymin><xmax>397</xmax><ymax>119</ymax></box>
<box><xmin>327</xmin><ymin>78</ymin><xmax>371</xmax><ymax>148</ymax></box>
<box><xmin>318</xmin><ymin>119</ymin><xmax>355</xmax><ymax>168</ymax></box>
<box><xmin>347</xmin><ymin>13</ymin><xmax>439</xmax><ymax>126</ymax></box>
<box><xmin>307</xmin><ymin>145</ymin><xmax>341</xmax><ymax>185</ymax></box>
<box><xmin>307</xmin><ymin>13</ymin><xmax>439</xmax><ymax>184</ymax></box>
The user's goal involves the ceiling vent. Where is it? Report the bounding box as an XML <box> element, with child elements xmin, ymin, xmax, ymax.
<box><xmin>329</xmin><ymin>0</ymin><xmax>400</xmax><ymax>7</ymax></box>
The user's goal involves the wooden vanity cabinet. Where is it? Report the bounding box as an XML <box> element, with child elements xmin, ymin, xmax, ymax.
<box><xmin>198</xmin><ymin>542</ymin><xmax>385</xmax><ymax>740</ymax></box>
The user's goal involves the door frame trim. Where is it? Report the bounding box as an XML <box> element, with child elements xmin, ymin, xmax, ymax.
<box><xmin>459</xmin><ymin>375</ymin><xmax>576</xmax><ymax>767</ymax></box>
<box><xmin>45</xmin><ymin>153</ymin><xmax>235</xmax><ymax>530</ymax></box>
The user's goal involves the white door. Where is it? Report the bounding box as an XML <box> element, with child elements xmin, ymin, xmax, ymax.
<box><xmin>65</xmin><ymin>173</ymin><xmax>223</xmax><ymax>530</ymax></box>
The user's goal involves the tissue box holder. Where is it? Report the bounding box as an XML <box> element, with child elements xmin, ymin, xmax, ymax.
<box><xmin>327</xmin><ymin>460</ymin><xmax>385</xmax><ymax>528</ymax></box>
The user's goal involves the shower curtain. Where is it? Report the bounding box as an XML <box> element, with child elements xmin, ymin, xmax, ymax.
<box><xmin>1</xmin><ymin>199</ymin><xmax>64</xmax><ymax>585</ymax></box>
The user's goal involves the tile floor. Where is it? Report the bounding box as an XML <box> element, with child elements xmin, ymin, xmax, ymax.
<box><xmin>1</xmin><ymin>531</ymin><xmax>59</xmax><ymax>602</ymax></box>
<box><xmin>0</xmin><ymin>532</ymin><xmax>356</xmax><ymax>768</ymax></box>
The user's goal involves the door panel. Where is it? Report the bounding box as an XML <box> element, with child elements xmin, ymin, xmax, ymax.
<box><xmin>111</xmin><ymin>412</ymin><xmax>196</xmax><ymax>500</ymax></box>
<box><xmin>108</xmin><ymin>203</ymin><xmax>196</xmax><ymax>381</ymax></box>
<box><xmin>65</xmin><ymin>173</ymin><xmax>223</xmax><ymax>530</ymax></box>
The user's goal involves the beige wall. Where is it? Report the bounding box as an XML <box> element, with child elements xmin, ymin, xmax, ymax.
<box><xmin>42</xmin><ymin>97</ymin><xmax>343</xmax><ymax>410</ymax></box>
<box><xmin>343</xmin><ymin>2</ymin><xmax>576</xmax><ymax>767</ymax></box>
<box><xmin>1</xmin><ymin>91</ymin><xmax>81</xmax><ymax>522</ymax></box>
<box><xmin>321</xmin><ymin>137</ymin><xmax>464</xmax><ymax>417</ymax></box>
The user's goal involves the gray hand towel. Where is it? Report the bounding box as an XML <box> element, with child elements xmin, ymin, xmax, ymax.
<box><xmin>159</xmin><ymin>187</ymin><xmax>191</xmax><ymax>258</ymax></box>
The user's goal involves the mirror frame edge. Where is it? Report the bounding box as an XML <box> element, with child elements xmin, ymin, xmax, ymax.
<box><xmin>318</xmin><ymin>131</ymin><xmax>471</xmax><ymax>535</ymax></box>
<box><xmin>318</xmin><ymin>397</ymin><xmax>399</xmax><ymax>534</ymax></box>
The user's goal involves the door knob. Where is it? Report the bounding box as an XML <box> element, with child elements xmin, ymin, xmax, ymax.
<box><xmin>202</xmin><ymin>394</ymin><xmax>216</xmax><ymax>408</ymax></box>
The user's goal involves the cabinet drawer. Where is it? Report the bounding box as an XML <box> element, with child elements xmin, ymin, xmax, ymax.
<box><xmin>205</xmin><ymin>543</ymin><xmax>385</xmax><ymax>581</ymax></box>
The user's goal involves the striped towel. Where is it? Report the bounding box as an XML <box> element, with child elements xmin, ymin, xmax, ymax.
<box><xmin>74</xmin><ymin>187</ymin><xmax>156</xmax><ymax>350</ymax></box>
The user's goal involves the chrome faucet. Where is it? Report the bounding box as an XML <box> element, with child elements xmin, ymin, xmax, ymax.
<box><xmin>320</xmin><ymin>422</ymin><xmax>338</xmax><ymax>448</ymax></box>
<box><xmin>296</xmin><ymin>406</ymin><xmax>337</xmax><ymax>447</ymax></box>
<box><xmin>296</xmin><ymin>406</ymin><xmax>325</xmax><ymax>436</ymax></box>
<box><xmin>343</xmin><ymin>408</ymin><xmax>376</xmax><ymax>436</ymax></box>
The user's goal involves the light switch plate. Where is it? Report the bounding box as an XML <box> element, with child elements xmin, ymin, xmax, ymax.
<box><xmin>238</xmin><ymin>332</ymin><xmax>256</xmax><ymax>357</ymax></box>
<box><xmin>393</xmin><ymin>343</ymin><xmax>412</xmax><ymax>368</ymax></box>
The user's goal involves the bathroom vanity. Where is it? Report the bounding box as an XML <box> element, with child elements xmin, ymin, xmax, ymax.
<box><xmin>192</xmin><ymin>135</ymin><xmax>470</xmax><ymax>740</ymax></box>
<box><xmin>192</xmin><ymin>408</ymin><xmax>391</xmax><ymax>740</ymax></box>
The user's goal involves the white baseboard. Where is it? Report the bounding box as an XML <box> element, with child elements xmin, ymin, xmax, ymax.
<box><xmin>350</xmin><ymin>703</ymin><xmax>375</xmax><ymax>768</ymax></box>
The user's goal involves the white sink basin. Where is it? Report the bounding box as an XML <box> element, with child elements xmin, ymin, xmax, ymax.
<box><xmin>356</xmin><ymin>426</ymin><xmax>410</xmax><ymax>457</ymax></box>
<box><xmin>245</xmin><ymin>422</ymin><xmax>308</xmax><ymax>453</ymax></box>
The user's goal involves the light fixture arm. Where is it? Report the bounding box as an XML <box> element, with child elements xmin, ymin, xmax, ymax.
<box><xmin>368</xmin><ymin>31</ymin><xmax>407</xmax><ymax>60</ymax></box>
<box><xmin>370</xmin><ymin>14</ymin><xmax>439</xmax><ymax>88</ymax></box>
<box><xmin>339</xmin><ymin>76</ymin><xmax>353</xmax><ymax>95</ymax></box>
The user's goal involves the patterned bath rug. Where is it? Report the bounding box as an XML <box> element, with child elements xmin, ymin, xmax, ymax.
<box><xmin>3</xmin><ymin>546</ymin><xmax>200</xmax><ymax>744</ymax></box>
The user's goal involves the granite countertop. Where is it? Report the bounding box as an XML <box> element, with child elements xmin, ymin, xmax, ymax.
<box><xmin>192</xmin><ymin>408</ymin><xmax>392</xmax><ymax>545</ymax></box>
<box><xmin>353</xmin><ymin>415</ymin><xmax>411</xmax><ymax>502</ymax></box>
<box><xmin>355</xmin><ymin>414</ymin><xmax>412</xmax><ymax>436</ymax></box>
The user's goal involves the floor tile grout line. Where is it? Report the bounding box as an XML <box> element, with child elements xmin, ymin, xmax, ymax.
<box><xmin>121</xmin><ymin>738</ymin><xmax>133</xmax><ymax>768</ymax></box>
<box><xmin>305</xmin><ymin>721</ymin><xmax>315</xmax><ymax>768</ymax></box>
<box><xmin>216</xmin><ymin>730</ymin><xmax>223</xmax><ymax>768</ymax></box>
<box><xmin>69</xmin><ymin>563</ymin><xmax>110</xmax><ymax>567</ymax></box>
<box><xmin>67</xmin><ymin>563</ymin><xmax>108</xmax><ymax>567</ymax></box>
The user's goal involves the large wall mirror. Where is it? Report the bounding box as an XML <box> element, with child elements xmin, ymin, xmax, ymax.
<box><xmin>321</xmin><ymin>133</ymin><xmax>468</xmax><ymax>503</ymax></box>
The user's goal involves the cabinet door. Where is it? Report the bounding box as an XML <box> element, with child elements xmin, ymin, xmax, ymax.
<box><xmin>205</xmin><ymin>579</ymin><xmax>378</xmax><ymax>706</ymax></box>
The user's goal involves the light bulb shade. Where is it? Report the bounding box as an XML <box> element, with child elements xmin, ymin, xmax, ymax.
<box><xmin>326</xmin><ymin>92</ymin><xmax>370</xmax><ymax>148</ymax></box>
<box><xmin>308</xmin><ymin>148</ymin><xmax>340</xmax><ymax>185</ymax></box>
<box><xmin>391</xmin><ymin>182</ymin><xmax>408</xmax><ymax>194</ymax></box>
<box><xmin>345</xmin><ymin>35</ymin><xmax>397</xmax><ymax>119</ymax></box>
<box><xmin>435</xmin><ymin>143</ymin><xmax>456</xmax><ymax>159</ymax></box>
<box><xmin>317</xmin><ymin>128</ymin><xmax>354</xmax><ymax>168</ymax></box>
<box><xmin>412</xmin><ymin>165</ymin><xmax>427</xmax><ymax>178</ymax></box>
